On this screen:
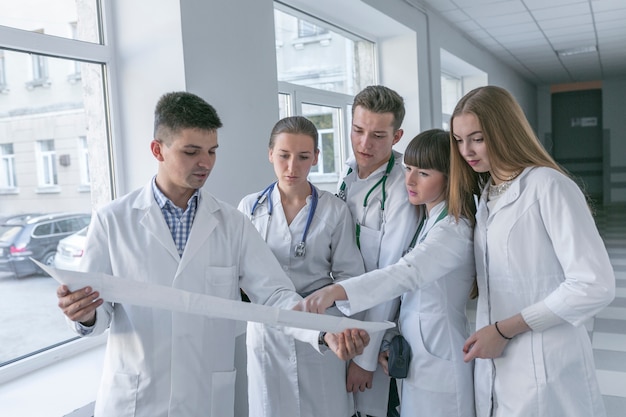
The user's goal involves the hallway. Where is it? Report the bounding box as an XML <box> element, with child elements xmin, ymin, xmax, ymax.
<box><xmin>592</xmin><ymin>203</ymin><xmax>626</xmax><ymax>416</ymax></box>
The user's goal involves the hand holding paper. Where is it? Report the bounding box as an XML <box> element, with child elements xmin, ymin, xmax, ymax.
<box><xmin>37</xmin><ymin>259</ymin><xmax>394</xmax><ymax>334</ymax></box>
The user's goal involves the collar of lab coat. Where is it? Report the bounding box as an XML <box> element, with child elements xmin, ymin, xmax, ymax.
<box><xmin>132</xmin><ymin>182</ymin><xmax>220</xmax><ymax>271</ymax></box>
<box><xmin>478</xmin><ymin>167</ymin><xmax>533</xmax><ymax>223</ymax></box>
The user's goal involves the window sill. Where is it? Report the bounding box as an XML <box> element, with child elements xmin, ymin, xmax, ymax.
<box><xmin>0</xmin><ymin>187</ymin><xmax>19</xmax><ymax>195</ymax></box>
<box><xmin>35</xmin><ymin>186</ymin><xmax>61</xmax><ymax>194</ymax></box>
<box><xmin>0</xmin><ymin>334</ymin><xmax>105</xmax><ymax>416</ymax></box>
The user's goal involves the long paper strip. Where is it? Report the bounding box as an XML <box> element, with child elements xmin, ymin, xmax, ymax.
<box><xmin>36</xmin><ymin>260</ymin><xmax>394</xmax><ymax>334</ymax></box>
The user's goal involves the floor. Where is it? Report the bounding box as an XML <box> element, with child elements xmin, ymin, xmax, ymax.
<box><xmin>591</xmin><ymin>203</ymin><xmax>626</xmax><ymax>416</ymax></box>
<box><xmin>465</xmin><ymin>203</ymin><xmax>626</xmax><ymax>416</ymax></box>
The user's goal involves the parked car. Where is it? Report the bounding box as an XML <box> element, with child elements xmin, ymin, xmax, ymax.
<box><xmin>0</xmin><ymin>213</ymin><xmax>43</xmax><ymax>224</ymax></box>
<box><xmin>0</xmin><ymin>213</ymin><xmax>91</xmax><ymax>278</ymax></box>
<box><xmin>54</xmin><ymin>226</ymin><xmax>88</xmax><ymax>271</ymax></box>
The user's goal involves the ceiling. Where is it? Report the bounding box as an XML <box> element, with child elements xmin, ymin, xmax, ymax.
<box><xmin>415</xmin><ymin>0</ymin><xmax>626</xmax><ymax>85</ymax></box>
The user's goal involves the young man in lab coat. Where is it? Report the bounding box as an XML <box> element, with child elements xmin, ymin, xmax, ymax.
<box><xmin>56</xmin><ymin>91</ymin><xmax>369</xmax><ymax>417</ymax></box>
<box><xmin>338</xmin><ymin>86</ymin><xmax>419</xmax><ymax>417</ymax></box>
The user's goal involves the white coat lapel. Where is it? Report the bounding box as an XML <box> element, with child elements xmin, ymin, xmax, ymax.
<box><xmin>178</xmin><ymin>191</ymin><xmax>218</xmax><ymax>272</ymax></box>
<box><xmin>135</xmin><ymin>183</ymin><xmax>180</xmax><ymax>262</ymax></box>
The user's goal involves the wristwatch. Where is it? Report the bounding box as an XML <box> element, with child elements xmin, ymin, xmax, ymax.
<box><xmin>318</xmin><ymin>331</ymin><xmax>328</xmax><ymax>347</ymax></box>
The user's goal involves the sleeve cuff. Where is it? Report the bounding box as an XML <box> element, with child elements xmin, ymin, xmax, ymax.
<box><xmin>74</xmin><ymin>321</ymin><xmax>96</xmax><ymax>336</ymax></box>
<box><xmin>521</xmin><ymin>301</ymin><xmax>566</xmax><ymax>332</ymax></box>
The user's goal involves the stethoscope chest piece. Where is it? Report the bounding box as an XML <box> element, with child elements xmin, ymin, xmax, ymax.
<box><xmin>294</xmin><ymin>241</ymin><xmax>306</xmax><ymax>257</ymax></box>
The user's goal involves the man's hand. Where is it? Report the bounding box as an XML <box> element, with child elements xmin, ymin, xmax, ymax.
<box><xmin>57</xmin><ymin>285</ymin><xmax>103</xmax><ymax>325</ymax></box>
<box><xmin>325</xmin><ymin>328</ymin><xmax>369</xmax><ymax>361</ymax></box>
<box><xmin>294</xmin><ymin>284</ymin><xmax>347</xmax><ymax>314</ymax></box>
<box><xmin>346</xmin><ymin>360</ymin><xmax>374</xmax><ymax>393</ymax></box>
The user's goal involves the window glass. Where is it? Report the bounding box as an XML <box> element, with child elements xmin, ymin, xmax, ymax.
<box><xmin>275</xmin><ymin>4</ymin><xmax>375</xmax><ymax>192</ymax></box>
<box><xmin>274</xmin><ymin>6</ymin><xmax>375</xmax><ymax>95</ymax></box>
<box><xmin>0</xmin><ymin>0</ymin><xmax>101</xmax><ymax>44</ymax></box>
<box><xmin>302</xmin><ymin>103</ymin><xmax>341</xmax><ymax>179</ymax></box>
<box><xmin>0</xmin><ymin>143</ymin><xmax>16</xmax><ymax>189</ymax></box>
<box><xmin>0</xmin><ymin>45</ymin><xmax>111</xmax><ymax>366</ymax></box>
<box><xmin>440</xmin><ymin>49</ymin><xmax>487</xmax><ymax>130</ymax></box>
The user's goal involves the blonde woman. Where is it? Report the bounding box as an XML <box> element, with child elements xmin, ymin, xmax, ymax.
<box><xmin>449</xmin><ymin>85</ymin><xmax>615</xmax><ymax>417</ymax></box>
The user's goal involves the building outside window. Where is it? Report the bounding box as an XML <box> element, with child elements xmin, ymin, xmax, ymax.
<box><xmin>274</xmin><ymin>3</ymin><xmax>375</xmax><ymax>191</ymax></box>
<box><xmin>0</xmin><ymin>0</ymin><xmax>113</xmax><ymax>385</ymax></box>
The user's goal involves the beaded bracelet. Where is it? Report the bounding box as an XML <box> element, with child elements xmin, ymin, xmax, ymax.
<box><xmin>494</xmin><ymin>321</ymin><xmax>513</xmax><ymax>340</ymax></box>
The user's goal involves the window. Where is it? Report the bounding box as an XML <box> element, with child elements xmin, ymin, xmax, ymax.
<box><xmin>302</xmin><ymin>103</ymin><xmax>342</xmax><ymax>180</ymax></box>
<box><xmin>78</xmin><ymin>136</ymin><xmax>90</xmax><ymax>189</ymax></box>
<box><xmin>36</xmin><ymin>140</ymin><xmax>58</xmax><ymax>187</ymax></box>
<box><xmin>274</xmin><ymin>3</ymin><xmax>375</xmax><ymax>190</ymax></box>
<box><xmin>298</xmin><ymin>20</ymin><xmax>328</xmax><ymax>38</ymax></box>
<box><xmin>274</xmin><ymin>4</ymin><xmax>375</xmax><ymax>95</ymax></box>
<box><xmin>440</xmin><ymin>49</ymin><xmax>487</xmax><ymax>129</ymax></box>
<box><xmin>67</xmin><ymin>22</ymin><xmax>82</xmax><ymax>83</ymax></box>
<box><xmin>0</xmin><ymin>143</ymin><xmax>17</xmax><ymax>189</ymax></box>
<box><xmin>0</xmin><ymin>51</ymin><xmax>7</xmax><ymax>93</ymax></box>
<box><xmin>26</xmin><ymin>30</ymin><xmax>51</xmax><ymax>89</ymax></box>
<box><xmin>0</xmin><ymin>2</ymin><xmax>101</xmax><ymax>44</ymax></box>
<box><xmin>0</xmin><ymin>0</ymin><xmax>113</xmax><ymax>384</ymax></box>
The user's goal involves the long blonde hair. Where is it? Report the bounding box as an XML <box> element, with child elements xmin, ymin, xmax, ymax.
<box><xmin>448</xmin><ymin>86</ymin><xmax>567</xmax><ymax>221</ymax></box>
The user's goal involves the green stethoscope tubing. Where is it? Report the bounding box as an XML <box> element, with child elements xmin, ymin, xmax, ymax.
<box><xmin>338</xmin><ymin>153</ymin><xmax>395</xmax><ymax>249</ymax></box>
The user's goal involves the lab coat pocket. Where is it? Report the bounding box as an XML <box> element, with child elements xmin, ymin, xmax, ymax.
<box><xmin>211</xmin><ymin>369</ymin><xmax>237</xmax><ymax>417</ymax></box>
<box><xmin>96</xmin><ymin>372</ymin><xmax>139</xmax><ymax>417</ymax></box>
<box><xmin>357</xmin><ymin>225</ymin><xmax>382</xmax><ymax>271</ymax></box>
<box><xmin>205</xmin><ymin>266</ymin><xmax>237</xmax><ymax>298</ymax></box>
<box><xmin>406</xmin><ymin>315</ymin><xmax>455</xmax><ymax>393</ymax></box>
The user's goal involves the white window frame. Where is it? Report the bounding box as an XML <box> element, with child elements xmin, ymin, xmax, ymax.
<box><xmin>0</xmin><ymin>1</ymin><xmax>117</xmax><ymax>386</ymax></box>
<box><xmin>278</xmin><ymin>81</ymin><xmax>354</xmax><ymax>186</ymax></box>
<box><xmin>78</xmin><ymin>136</ymin><xmax>90</xmax><ymax>189</ymax></box>
<box><xmin>36</xmin><ymin>139</ymin><xmax>58</xmax><ymax>187</ymax></box>
<box><xmin>0</xmin><ymin>143</ymin><xmax>17</xmax><ymax>190</ymax></box>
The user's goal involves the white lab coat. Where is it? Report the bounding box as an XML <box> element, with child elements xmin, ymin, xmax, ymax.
<box><xmin>74</xmin><ymin>182</ymin><xmax>318</xmax><ymax>417</ymax></box>
<box><xmin>473</xmin><ymin>167</ymin><xmax>615</xmax><ymax>417</ymax></box>
<box><xmin>340</xmin><ymin>150</ymin><xmax>419</xmax><ymax>416</ymax></box>
<box><xmin>238</xmin><ymin>185</ymin><xmax>365</xmax><ymax>417</ymax></box>
<box><xmin>337</xmin><ymin>201</ymin><xmax>476</xmax><ymax>417</ymax></box>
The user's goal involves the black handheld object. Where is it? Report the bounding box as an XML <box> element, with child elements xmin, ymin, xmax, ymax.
<box><xmin>387</xmin><ymin>335</ymin><xmax>412</xmax><ymax>379</ymax></box>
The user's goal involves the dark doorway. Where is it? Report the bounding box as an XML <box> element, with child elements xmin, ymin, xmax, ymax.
<box><xmin>551</xmin><ymin>89</ymin><xmax>603</xmax><ymax>202</ymax></box>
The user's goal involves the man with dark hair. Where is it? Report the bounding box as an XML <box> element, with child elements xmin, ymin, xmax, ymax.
<box><xmin>338</xmin><ymin>86</ymin><xmax>419</xmax><ymax>417</ymax></box>
<box><xmin>57</xmin><ymin>91</ymin><xmax>369</xmax><ymax>417</ymax></box>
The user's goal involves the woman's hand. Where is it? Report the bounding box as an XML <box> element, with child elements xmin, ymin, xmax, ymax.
<box><xmin>462</xmin><ymin>324</ymin><xmax>509</xmax><ymax>362</ymax></box>
<box><xmin>293</xmin><ymin>284</ymin><xmax>348</xmax><ymax>314</ymax></box>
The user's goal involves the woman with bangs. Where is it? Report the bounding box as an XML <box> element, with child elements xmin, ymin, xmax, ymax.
<box><xmin>449</xmin><ymin>85</ymin><xmax>614</xmax><ymax>417</ymax></box>
<box><xmin>298</xmin><ymin>128</ymin><xmax>477</xmax><ymax>417</ymax></box>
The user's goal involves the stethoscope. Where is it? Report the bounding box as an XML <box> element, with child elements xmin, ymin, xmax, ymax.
<box><xmin>403</xmin><ymin>205</ymin><xmax>448</xmax><ymax>256</ymax></box>
<box><xmin>337</xmin><ymin>153</ymin><xmax>395</xmax><ymax>249</ymax></box>
<box><xmin>251</xmin><ymin>181</ymin><xmax>318</xmax><ymax>258</ymax></box>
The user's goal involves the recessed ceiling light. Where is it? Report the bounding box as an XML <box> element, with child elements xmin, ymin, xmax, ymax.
<box><xmin>557</xmin><ymin>45</ymin><xmax>597</xmax><ymax>57</ymax></box>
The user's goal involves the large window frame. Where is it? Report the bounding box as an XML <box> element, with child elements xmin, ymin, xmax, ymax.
<box><xmin>0</xmin><ymin>1</ymin><xmax>117</xmax><ymax>385</ymax></box>
<box><xmin>275</xmin><ymin>2</ymin><xmax>377</xmax><ymax>191</ymax></box>
<box><xmin>278</xmin><ymin>81</ymin><xmax>354</xmax><ymax>189</ymax></box>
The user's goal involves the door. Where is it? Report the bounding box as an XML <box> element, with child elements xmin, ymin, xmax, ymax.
<box><xmin>551</xmin><ymin>89</ymin><xmax>603</xmax><ymax>202</ymax></box>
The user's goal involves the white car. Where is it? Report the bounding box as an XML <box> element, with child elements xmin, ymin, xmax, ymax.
<box><xmin>54</xmin><ymin>226</ymin><xmax>88</xmax><ymax>271</ymax></box>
